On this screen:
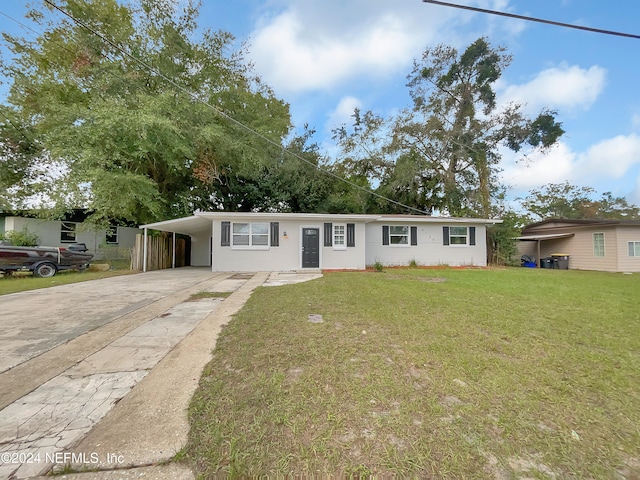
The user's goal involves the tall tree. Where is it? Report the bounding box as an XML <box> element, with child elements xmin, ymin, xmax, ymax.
<box><xmin>333</xmin><ymin>38</ymin><xmax>564</xmax><ymax>217</ymax></box>
<box><xmin>392</xmin><ymin>38</ymin><xmax>564</xmax><ymax>217</ymax></box>
<box><xmin>520</xmin><ymin>182</ymin><xmax>640</xmax><ymax>221</ymax></box>
<box><xmin>1</xmin><ymin>0</ymin><xmax>291</xmax><ymax>223</ymax></box>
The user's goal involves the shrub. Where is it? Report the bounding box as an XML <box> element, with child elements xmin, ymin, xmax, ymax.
<box><xmin>0</xmin><ymin>227</ymin><xmax>39</xmax><ymax>246</ymax></box>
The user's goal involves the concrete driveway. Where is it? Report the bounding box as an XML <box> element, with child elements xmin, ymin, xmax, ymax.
<box><xmin>0</xmin><ymin>267</ymin><xmax>321</xmax><ymax>479</ymax></box>
<box><xmin>0</xmin><ymin>268</ymin><xmax>223</xmax><ymax>374</ymax></box>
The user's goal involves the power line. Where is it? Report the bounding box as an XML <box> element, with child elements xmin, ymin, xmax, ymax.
<box><xmin>422</xmin><ymin>0</ymin><xmax>640</xmax><ymax>40</ymax></box>
<box><xmin>37</xmin><ymin>0</ymin><xmax>430</xmax><ymax>216</ymax></box>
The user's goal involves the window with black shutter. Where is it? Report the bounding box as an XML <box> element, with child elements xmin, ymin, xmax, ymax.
<box><xmin>324</xmin><ymin>223</ymin><xmax>333</xmax><ymax>247</ymax></box>
<box><xmin>270</xmin><ymin>222</ymin><xmax>279</xmax><ymax>247</ymax></box>
<box><xmin>347</xmin><ymin>223</ymin><xmax>355</xmax><ymax>247</ymax></box>
<box><xmin>221</xmin><ymin>221</ymin><xmax>230</xmax><ymax>246</ymax></box>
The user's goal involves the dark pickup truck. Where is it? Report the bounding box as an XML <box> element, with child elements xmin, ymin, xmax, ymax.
<box><xmin>0</xmin><ymin>242</ymin><xmax>93</xmax><ymax>278</ymax></box>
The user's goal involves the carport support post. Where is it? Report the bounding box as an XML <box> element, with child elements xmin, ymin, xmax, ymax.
<box><xmin>172</xmin><ymin>232</ymin><xmax>176</xmax><ymax>269</ymax></box>
<box><xmin>143</xmin><ymin>227</ymin><xmax>148</xmax><ymax>273</ymax></box>
<box><xmin>537</xmin><ymin>240</ymin><xmax>541</xmax><ymax>269</ymax></box>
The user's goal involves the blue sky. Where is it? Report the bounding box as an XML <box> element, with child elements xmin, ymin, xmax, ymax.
<box><xmin>2</xmin><ymin>1</ymin><xmax>640</xmax><ymax>209</ymax></box>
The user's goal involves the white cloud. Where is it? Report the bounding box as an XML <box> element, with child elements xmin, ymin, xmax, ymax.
<box><xmin>498</xmin><ymin>64</ymin><xmax>607</xmax><ymax>114</ymax></box>
<box><xmin>325</xmin><ymin>96</ymin><xmax>362</xmax><ymax>131</ymax></box>
<box><xmin>578</xmin><ymin>134</ymin><xmax>640</xmax><ymax>179</ymax></box>
<box><xmin>247</xmin><ymin>0</ymin><xmax>466</xmax><ymax>94</ymax></box>
<box><xmin>501</xmin><ymin>142</ymin><xmax>577</xmax><ymax>190</ymax></box>
<box><xmin>501</xmin><ymin>134</ymin><xmax>640</xmax><ymax>198</ymax></box>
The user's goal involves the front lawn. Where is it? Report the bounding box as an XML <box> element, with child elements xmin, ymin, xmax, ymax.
<box><xmin>186</xmin><ymin>268</ymin><xmax>640</xmax><ymax>478</ymax></box>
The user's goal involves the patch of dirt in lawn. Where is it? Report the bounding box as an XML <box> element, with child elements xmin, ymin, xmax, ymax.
<box><xmin>507</xmin><ymin>454</ymin><xmax>558</xmax><ymax>478</ymax></box>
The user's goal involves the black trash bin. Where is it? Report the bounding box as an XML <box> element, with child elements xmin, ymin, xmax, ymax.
<box><xmin>540</xmin><ymin>257</ymin><xmax>553</xmax><ymax>269</ymax></box>
<box><xmin>551</xmin><ymin>254</ymin><xmax>570</xmax><ymax>270</ymax></box>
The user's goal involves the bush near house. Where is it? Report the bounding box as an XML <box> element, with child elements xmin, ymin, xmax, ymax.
<box><xmin>0</xmin><ymin>227</ymin><xmax>39</xmax><ymax>246</ymax></box>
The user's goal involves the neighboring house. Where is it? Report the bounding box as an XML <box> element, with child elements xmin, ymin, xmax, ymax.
<box><xmin>517</xmin><ymin>219</ymin><xmax>640</xmax><ymax>272</ymax></box>
<box><xmin>0</xmin><ymin>214</ymin><xmax>139</xmax><ymax>258</ymax></box>
<box><xmin>140</xmin><ymin>212</ymin><xmax>500</xmax><ymax>272</ymax></box>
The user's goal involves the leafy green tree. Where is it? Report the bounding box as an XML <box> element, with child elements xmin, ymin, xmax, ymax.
<box><xmin>1</xmin><ymin>0</ymin><xmax>291</xmax><ymax>223</ymax></box>
<box><xmin>391</xmin><ymin>38</ymin><xmax>564</xmax><ymax>217</ymax></box>
<box><xmin>486</xmin><ymin>210</ymin><xmax>528</xmax><ymax>265</ymax></box>
<box><xmin>332</xmin><ymin>38</ymin><xmax>564</xmax><ymax>217</ymax></box>
<box><xmin>520</xmin><ymin>182</ymin><xmax>640</xmax><ymax>221</ymax></box>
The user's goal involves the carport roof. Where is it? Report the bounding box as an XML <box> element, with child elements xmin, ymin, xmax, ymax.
<box><xmin>140</xmin><ymin>215</ymin><xmax>213</xmax><ymax>236</ymax></box>
<box><xmin>518</xmin><ymin>233</ymin><xmax>575</xmax><ymax>241</ymax></box>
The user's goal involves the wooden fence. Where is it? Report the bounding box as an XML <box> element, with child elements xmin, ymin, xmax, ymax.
<box><xmin>130</xmin><ymin>233</ymin><xmax>188</xmax><ymax>271</ymax></box>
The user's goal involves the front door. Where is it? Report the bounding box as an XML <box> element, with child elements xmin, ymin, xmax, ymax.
<box><xmin>302</xmin><ymin>228</ymin><xmax>320</xmax><ymax>268</ymax></box>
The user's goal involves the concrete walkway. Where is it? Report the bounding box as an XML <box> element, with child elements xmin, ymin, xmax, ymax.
<box><xmin>0</xmin><ymin>268</ymin><xmax>321</xmax><ymax>479</ymax></box>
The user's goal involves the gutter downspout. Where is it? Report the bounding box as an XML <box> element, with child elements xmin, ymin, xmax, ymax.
<box><xmin>143</xmin><ymin>227</ymin><xmax>148</xmax><ymax>272</ymax></box>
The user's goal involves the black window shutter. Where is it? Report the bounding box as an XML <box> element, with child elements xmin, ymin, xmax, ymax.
<box><xmin>221</xmin><ymin>221</ymin><xmax>230</xmax><ymax>247</ymax></box>
<box><xmin>443</xmin><ymin>226</ymin><xmax>450</xmax><ymax>246</ymax></box>
<box><xmin>347</xmin><ymin>223</ymin><xmax>355</xmax><ymax>247</ymax></box>
<box><xmin>324</xmin><ymin>223</ymin><xmax>333</xmax><ymax>247</ymax></box>
<box><xmin>411</xmin><ymin>226</ymin><xmax>418</xmax><ymax>246</ymax></box>
<box><xmin>382</xmin><ymin>225</ymin><xmax>389</xmax><ymax>245</ymax></box>
<box><xmin>270</xmin><ymin>222</ymin><xmax>279</xmax><ymax>247</ymax></box>
<box><xmin>469</xmin><ymin>226</ymin><xmax>476</xmax><ymax>246</ymax></box>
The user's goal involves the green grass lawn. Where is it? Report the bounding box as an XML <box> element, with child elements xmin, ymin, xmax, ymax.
<box><xmin>0</xmin><ymin>268</ymin><xmax>137</xmax><ymax>296</ymax></box>
<box><xmin>185</xmin><ymin>267</ymin><xmax>640</xmax><ymax>478</ymax></box>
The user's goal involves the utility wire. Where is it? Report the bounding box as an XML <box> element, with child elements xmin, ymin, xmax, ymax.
<box><xmin>422</xmin><ymin>0</ymin><xmax>640</xmax><ymax>39</ymax></box>
<box><xmin>38</xmin><ymin>0</ymin><xmax>430</xmax><ymax>216</ymax></box>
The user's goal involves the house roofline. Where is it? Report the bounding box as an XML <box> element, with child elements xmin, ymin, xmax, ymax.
<box><xmin>524</xmin><ymin>218</ymin><xmax>640</xmax><ymax>230</ymax></box>
<box><xmin>139</xmin><ymin>212</ymin><xmax>502</xmax><ymax>236</ymax></box>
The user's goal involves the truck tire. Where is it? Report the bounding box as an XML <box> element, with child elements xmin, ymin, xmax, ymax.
<box><xmin>34</xmin><ymin>262</ymin><xmax>57</xmax><ymax>278</ymax></box>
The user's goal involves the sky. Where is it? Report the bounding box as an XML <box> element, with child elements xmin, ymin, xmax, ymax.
<box><xmin>1</xmin><ymin>0</ymin><xmax>640</xmax><ymax>211</ymax></box>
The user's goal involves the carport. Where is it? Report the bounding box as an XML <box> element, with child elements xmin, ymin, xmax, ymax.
<box><xmin>517</xmin><ymin>233</ymin><xmax>575</xmax><ymax>268</ymax></box>
<box><xmin>140</xmin><ymin>215</ymin><xmax>214</xmax><ymax>272</ymax></box>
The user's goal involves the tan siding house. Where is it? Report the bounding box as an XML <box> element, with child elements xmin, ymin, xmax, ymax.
<box><xmin>518</xmin><ymin>219</ymin><xmax>640</xmax><ymax>272</ymax></box>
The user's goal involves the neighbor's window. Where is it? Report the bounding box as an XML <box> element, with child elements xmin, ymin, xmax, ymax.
<box><xmin>106</xmin><ymin>226</ymin><xmax>118</xmax><ymax>244</ymax></box>
<box><xmin>449</xmin><ymin>226</ymin><xmax>468</xmax><ymax>245</ymax></box>
<box><xmin>628</xmin><ymin>241</ymin><xmax>640</xmax><ymax>257</ymax></box>
<box><xmin>593</xmin><ymin>232</ymin><xmax>605</xmax><ymax>257</ymax></box>
<box><xmin>333</xmin><ymin>224</ymin><xmax>346</xmax><ymax>249</ymax></box>
<box><xmin>232</xmin><ymin>222</ymin><xmax>269</xmax><ymax>247</ymax></box>
<box><xmin>61</xmin><ymin>221</ymin><xmax>77</xmax><ymax>243</ymax></box>
<box><xmin>390</xmin><ymin>226</ymin><xmax>409</xmax><ymax>245</ymax></box>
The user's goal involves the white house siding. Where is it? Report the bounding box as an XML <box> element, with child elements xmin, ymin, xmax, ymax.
<box><xmin>5</xmin><ymin>217</ymin><xmax>63</xmax><ymax>247</ymax></box>
<box><xmin>210</xmin><ymin>219</ymin><xmax>366</xmax><ymax>272</ymax></box>
<box><xmin>617</xmin><ymin>226</ymin><xmax>640</xmax><ymax>272</ymax></box>
<box><xmin>321</xmin><ymin>222</ymin><xmax>367</xmax><ymax>270</ymax></box>
<box><xmin>2</xmin><ymin>216</ymin><xmax>138</xmax><ymax>254</ymax></box>
<box><xmin>365</xmin><ymin>223</ymin><xmax>487</xmax><ymax>267</ymax></box>
<box><xmin>189</xmin><ymin>233</ymin><xmax>212</xmax><ymax>267</ymax></box>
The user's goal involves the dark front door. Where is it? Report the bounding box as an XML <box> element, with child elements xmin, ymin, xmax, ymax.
<box><xmin>302</xmin><ymin>228</ymin><xmax>320</xmax><ymax>268</ymax></box>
